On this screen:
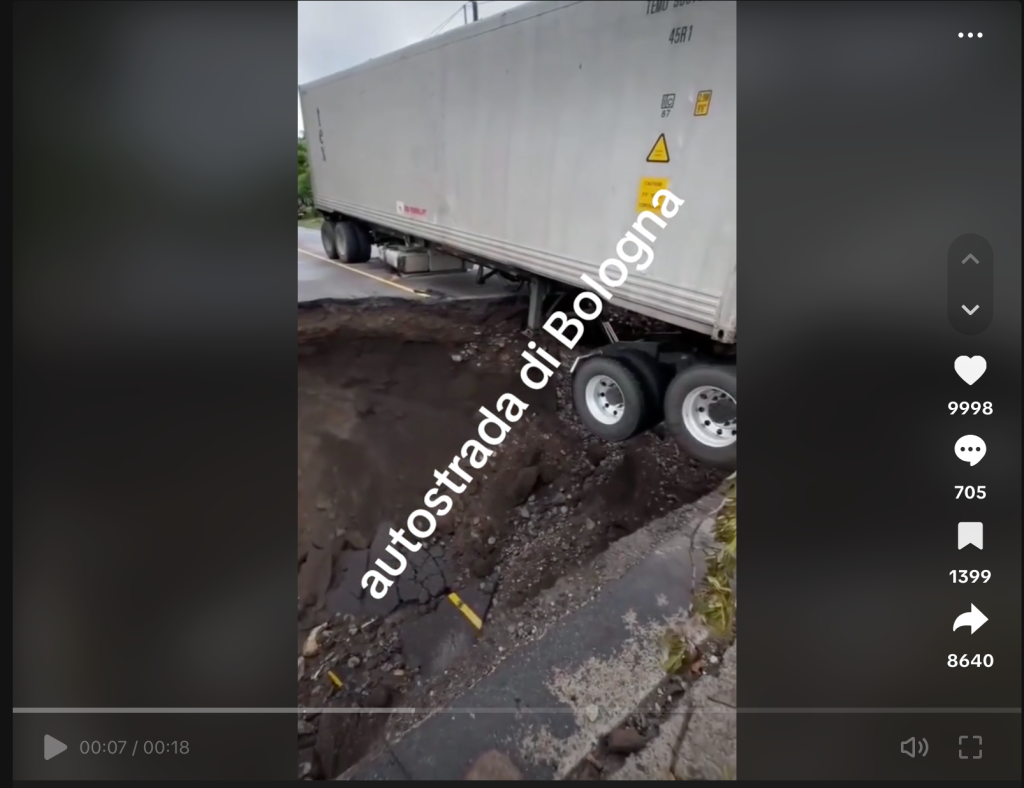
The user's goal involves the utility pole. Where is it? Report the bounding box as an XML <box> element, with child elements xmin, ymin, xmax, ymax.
<box><xmin>471</xmin><ymin>1</ymin><xmax>478</xmax><ymax>22</ymax></box>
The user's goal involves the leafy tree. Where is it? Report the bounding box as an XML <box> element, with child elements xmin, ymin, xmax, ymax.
<box><xmin>298</xmin><ymin>138</ymin><xmax>314</xmax><ymax>215</ymax></box>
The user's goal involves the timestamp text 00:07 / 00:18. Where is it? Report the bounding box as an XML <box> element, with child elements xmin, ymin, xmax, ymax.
<box><xmin>80</xmin><ymin>741</ymin><xmax>190</xmax><ymax>755</ymax></box>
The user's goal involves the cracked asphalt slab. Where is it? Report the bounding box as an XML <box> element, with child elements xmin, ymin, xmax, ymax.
<box><xmin>343</xmin><ymin>497</ymin><xmax>724</xmax><ymax>781</ymax></box>
<box><xmin>329</xmin><ymin>524</ymin><xmax>496</xmax><ymax>681</ymax></box>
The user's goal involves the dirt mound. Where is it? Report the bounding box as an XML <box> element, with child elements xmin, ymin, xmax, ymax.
<box><xmin>296</xmin><ymin>298</ymin><xmax>724</xmax><ymax>779</ymax></box>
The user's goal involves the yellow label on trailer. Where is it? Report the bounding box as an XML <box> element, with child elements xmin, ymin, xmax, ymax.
<box><xmin>636</xmin><ymin>177</ymin><xmax>671</xmax><ymax>214</ymax></box>
<box><xmin>694</xmin><ymin>90</ymin><xmax>713</xmax><ymax>116</ymax></box>
<box><xmin>646</xmin><ymin>134</ymin><xmax>670</xmax><ymax>163</ymax></box>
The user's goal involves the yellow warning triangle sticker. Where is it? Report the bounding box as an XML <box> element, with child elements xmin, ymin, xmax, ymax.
<box><xmin>646</xmin><ymin>134</ymin><xmax>670</xmax><ymax>163</ymax></box>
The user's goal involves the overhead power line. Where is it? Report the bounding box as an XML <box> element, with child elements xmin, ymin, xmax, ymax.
<box><xmin>430</xmin><ymin>2</ymin><xmax>469</xmax><ymax>37</ymax></box>
<box><xmin>430</xmin><ymin>0</ymin><xmax>490</xmax><ymax>37</ymax></box>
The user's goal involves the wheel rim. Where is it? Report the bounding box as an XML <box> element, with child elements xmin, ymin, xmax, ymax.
<box><xmin>335</xmin><ymin>228</ymin><xmax>347</xmax><ymax>257</ymax></box>
<box><xmin>584</xmin><ymin>374</ymin><xmax>626</xmax><ymax>425</ymax></box>
<box><xmin>681</xmin><ymin>385</ymin><xmax>737</xmax><ymax>448</ymax></box>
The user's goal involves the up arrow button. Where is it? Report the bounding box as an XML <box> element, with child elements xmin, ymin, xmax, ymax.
<box><xmin>948</xmin><ymin>235</ymin><xmax>993</xmax><ymax>335</ymax></box>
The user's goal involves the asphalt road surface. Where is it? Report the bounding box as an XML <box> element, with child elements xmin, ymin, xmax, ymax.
<box><xmin>297</xmin><ymin>227</ymin><xmax>519</xmax><ymax>303</ymax></box>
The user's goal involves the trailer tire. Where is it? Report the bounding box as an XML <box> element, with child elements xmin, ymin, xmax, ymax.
<box><xmin>353</xmin><ymin>224</ymin><xmax>373</xmax><ymax>262</ymax></box>
<box><xmin>334</xmin><ymin>221</ymin><xmax>371</xmax><ymax>264</ymax></box>
<box><xmin>572</xmin><ymin>356</ymin><xmax>646</xmax><ymax>442</ymax></box>
<box><xmin>606</xmin><ymin>348</ymin><xmax>670</xmax><ymax>431</ymax></box>
<box><xmin>320</xmin><ymin>218</ymin><xmax>339</xmax><ymax>260</ymax></box>
<box><xmin>663</xmin><ymin>364</ymin><xmax>737</xmax><ymax>470</ymax></box>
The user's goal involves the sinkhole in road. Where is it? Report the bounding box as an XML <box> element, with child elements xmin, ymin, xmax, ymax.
<box><xmin>296</xmin><ymin>298</ymin><xmax>724</xmax><ymax>779</ymax></box>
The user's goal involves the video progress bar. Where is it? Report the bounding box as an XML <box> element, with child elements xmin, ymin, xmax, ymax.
<box><xmin>12</xmin><ymin>707</ymin><xmax>1022</xmax><ymax>714</ymax></box>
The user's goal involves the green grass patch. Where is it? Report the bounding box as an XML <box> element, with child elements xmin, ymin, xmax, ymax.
<box><xmin>660</xmin><ymin>476</ymin><xmax>737</xmax><ymax>677</ymax></box>
<box><xmin>694</xmin><ymin>476</ymin><xmax>737</xmax><ymax>637</ymax></box>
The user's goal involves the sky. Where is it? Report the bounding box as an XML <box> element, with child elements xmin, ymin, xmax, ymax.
<box><xmin>298</xmin><ymin>0</ymin><xmax>528</xmax><ymax>133</ymax></box>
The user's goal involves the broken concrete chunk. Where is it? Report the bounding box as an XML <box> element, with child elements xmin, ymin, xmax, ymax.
<box><xmin>464</xmin><ymin>749</ymin><xmax>523</xmax><ymax>780</ymax></box>
<box><xmin>302</xmin><ymin>623</ymin><xmax>328</xmax><ymax>658</ymax></box>
<box><xmin>606</xmin><ymin>726</ymin><xmax>647</xmax><ymax>755</ymax></box>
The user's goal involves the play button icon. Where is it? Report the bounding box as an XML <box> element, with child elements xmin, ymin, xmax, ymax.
<box><xmin>44</xmin><ymin>735</ymin><xmax>67</xmax><ymax>761</ymax></box>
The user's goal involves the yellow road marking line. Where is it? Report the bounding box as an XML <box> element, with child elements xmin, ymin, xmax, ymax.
<box><xmin>447</xmin><ymin>592</ymin><xmax>484</xmax><ymax>630</ymax></box>
<box><xmin>297</xmin><ymin>248</ymin><xmax>429</xmax><ymax>298</ymax></box>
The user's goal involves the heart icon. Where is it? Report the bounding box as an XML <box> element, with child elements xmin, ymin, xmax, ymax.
<box><xmin>955</xmin><ymin>356</ymin><xmax>987</xmax><ymax>385</ymax></box>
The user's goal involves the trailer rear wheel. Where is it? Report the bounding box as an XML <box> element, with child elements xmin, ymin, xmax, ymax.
<box><xmin>320</xmin><ymin>218</ymin><xmax>339</xmax><ymax>260</ymax></box>
<box><xmin>334</xmin><ymin>221</ymin><xmax>371</xmax><ymax>264</ymax></box>
<box><xmin>572</xmin><ymin>356</ymin><xmax>646</xmax><ymax>442</ymax></box>
<box><xmin>663</xmin><ymin>364</ymin><xmax>737</xmax><ymax>469</ymax></box>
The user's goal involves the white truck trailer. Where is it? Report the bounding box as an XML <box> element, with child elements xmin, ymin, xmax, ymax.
<box><xmin>299</xmin><ymin>0</ymin><xmax>737</xmax><ymax>469</ymax></box>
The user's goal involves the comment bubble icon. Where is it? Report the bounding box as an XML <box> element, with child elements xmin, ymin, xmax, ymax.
<box><xmin>955</xmin><ymin>435</ymin><xmax>987</xmax><ymax>466</ymax></box>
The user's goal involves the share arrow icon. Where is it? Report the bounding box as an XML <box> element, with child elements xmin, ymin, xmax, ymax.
<box><xmin>953</xmin><ymin>604</ymin><xmax>988</xmax><ymax>634</ymax></box>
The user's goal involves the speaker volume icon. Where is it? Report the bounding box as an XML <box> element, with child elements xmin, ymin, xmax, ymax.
<box><xmin>900</xmin><ymin>737</ymin><xmax>929</xmax><ymax>758</ymax></box>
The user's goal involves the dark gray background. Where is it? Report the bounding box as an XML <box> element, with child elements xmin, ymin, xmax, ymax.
<box><xmin>13</xmin><ymin>1</ymin><xmax>299</xmax><ymax>780</ymax></box>
<box><xmin>738</xmin><ymin>1</ymin><xmax>1021</xmax><ymax>780</ymax></box>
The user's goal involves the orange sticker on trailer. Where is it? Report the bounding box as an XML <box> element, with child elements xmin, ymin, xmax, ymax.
<box><xmin>694</xmin><ymin>90</ymin><xmax>712</xmax><ymax>116</ymax></box>
<box><xmin>636</xmin><ymin>177</ymin><xmax>671</xmax><ymax>213</ymax></box>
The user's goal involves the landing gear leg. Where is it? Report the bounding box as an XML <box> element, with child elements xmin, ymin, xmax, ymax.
<box><xmin>527</xmin><ymin>277</ymin><xmax>549</xmax><ymax>330</ymax></box>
